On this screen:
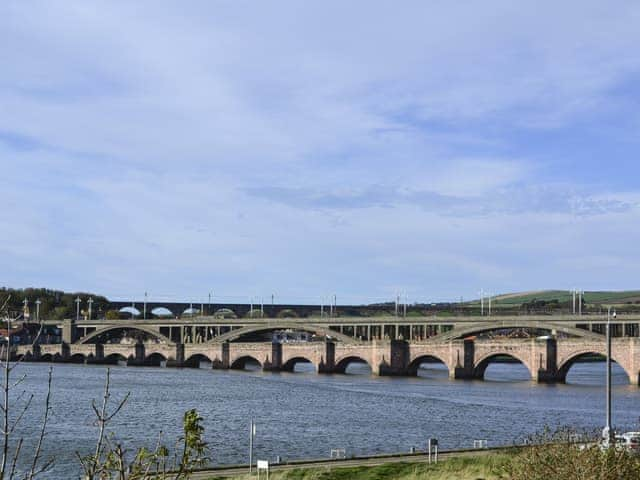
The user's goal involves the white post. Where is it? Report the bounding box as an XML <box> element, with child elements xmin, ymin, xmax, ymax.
<box><xmin>604</xmin><ymin>306</ymin><xmax>614</xmax><ymax>446</ymax></box>
<box><xmin>395</xmin><ymin>294</ymin><xmax>399</xmax><ymax>317</ymax></box>
<box><xmin>403</xmin><ymin>293</ymin><xmax>407</xmax><ymax>318</ymax></box>
<box><xmin>249</xmin><ymin>419</ymin><xmax>256</xmax><ymax>473</ymax></box>
<box><xmin>35</xmin><ymin>299</ymin><xmax>41</xmax><ymax>322</ymax></box>
<box><xmin>579</xmin><ymin>290</ymin><xmax>583</xmax><ymax>316</ymax></box>
<box><xmin>75</xmin><ymin>297</ymin><xmax>81</xmax><ymax>321</ymax></box>
<box><xmin>87</xmin><ymin>297</ymin><xmax>93</xmax><ymax>320</ymax></box>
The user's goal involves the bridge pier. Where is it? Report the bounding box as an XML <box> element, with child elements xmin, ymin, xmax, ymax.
<box><xmin>317</xmin><ymin>342</ymin><xmax>336</xmax><ymax>374</ymax></box>
<box><xmin>165</xmin><ymin>344</ymin><xmax>185</xmax><ymax>368</ymax></box>
<box><xmin>535</xmin><ymin>338</ymin><xmax>560</xmax><ymax>383</ymax></box>
<box><xmin>377</xmin><ymin>340</ymin><xmax>410</xmax><ymax>376</ymax></box>
<box><xmin>452</xmin><ymin>339</ymin><xmax>477</xmax><ymax>380</ymax></box>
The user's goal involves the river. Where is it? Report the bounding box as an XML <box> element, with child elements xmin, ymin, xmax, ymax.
<box><xmin>11</xmin><ymin>360</ymin><xmax>640</xmax><ymax>478</ymax></box>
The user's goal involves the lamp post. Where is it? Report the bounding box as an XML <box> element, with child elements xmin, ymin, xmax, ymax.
<box><xmin>87</xmin><ymin>297</ymin><xmax>94</xmax><ymax>320</ymax></box>
<box><xmin>603</xmin><ymin>306</ymin><xmax>616</xmax><ymax>447</ymax></box>
<box><xmin>35</xmin><ymin>299</ymin><xmax>41</xmax><ymax>323</ymax></box>
<box><xmin>143</xmin><ymin>292</ymin><xmax>148</xmax><ymax>320</ymax></box>
<box><xmin>75</xmin><ymin>297</ymin><xmax>81</xmax><ymax>321</ymax></box>
<box><xmin>403</xmin><ymin>293</ymin><xmax>407</xmax><ymax>318</ymax></box>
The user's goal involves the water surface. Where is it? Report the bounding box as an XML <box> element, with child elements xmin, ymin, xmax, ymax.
<box><xmin>12</xmin><ymin>360</ymin><xmax>639</xmax><ymax>478</ymax></box>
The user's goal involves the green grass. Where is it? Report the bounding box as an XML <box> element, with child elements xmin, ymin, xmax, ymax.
<box><xmin>205</xmin><ymin>454</ymin><xmax>513</xmax><ymax>480</ymax></box>
<box><xmin>466</xmin><ymin>290</ymin><xmax>640</xmax><ymax>306</ymax></box>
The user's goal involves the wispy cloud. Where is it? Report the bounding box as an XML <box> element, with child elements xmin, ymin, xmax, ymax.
<box><xmin>245</xmin><ymin>183</ymin><xmax>636</xmax><ymax>217</ymax></box>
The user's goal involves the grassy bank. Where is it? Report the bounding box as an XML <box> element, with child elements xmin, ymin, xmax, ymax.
<box><xmin>205</xmin><ymin>454</ymin><xmax>513</xmax><ymax>480</ymax></box>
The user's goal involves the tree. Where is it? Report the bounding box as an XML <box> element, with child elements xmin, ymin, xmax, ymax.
<box><xmin>0</xmin><ymin>295</ymin><xmax>53</xmax><ymax>479</ymax></box>
<box><xmin>78</xmin><ymin>369</ymin><xmax>209</xmax><ymax>480</ymax></box>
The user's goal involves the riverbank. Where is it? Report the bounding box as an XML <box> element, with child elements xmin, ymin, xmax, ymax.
<box><xmin>201</xmin><ymin>453</ymin><xmax>512</xmax><ymax>479</ymax></box>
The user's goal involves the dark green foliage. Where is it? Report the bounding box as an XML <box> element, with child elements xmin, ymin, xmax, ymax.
<box><xmin>0</xmin><ymin>287</ymin><xmax>109</xmax><ymax>320</ymax></box>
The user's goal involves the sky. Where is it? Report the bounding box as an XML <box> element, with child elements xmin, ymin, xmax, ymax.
<box><xmin>1</xmin><ymin>1</ymin><xmax>640</xmax><ymax>304</ymax></box>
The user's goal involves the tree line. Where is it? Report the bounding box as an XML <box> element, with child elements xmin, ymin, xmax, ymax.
<box><xmin>0</xmin><ymin>288</ymin><xmax>109</xmax><ymax>320</ymax></box>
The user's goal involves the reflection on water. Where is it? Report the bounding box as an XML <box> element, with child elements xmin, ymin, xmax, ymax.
<box><xmin>13</xmin><ymin>360</ymin><xmax>640</xmax><ymax>479</ymax></box>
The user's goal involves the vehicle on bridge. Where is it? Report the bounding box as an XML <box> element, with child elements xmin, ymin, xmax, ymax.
<box><xmin>271</xmin><ymin>330</ymin><xmax>315</xmax><ymax>343</ymax></box>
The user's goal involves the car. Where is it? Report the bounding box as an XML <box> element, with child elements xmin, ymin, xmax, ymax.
<box><xmin>617</xmin><ymin>432</ymin><xmax>640</xmax><ymax>454</ymax></box>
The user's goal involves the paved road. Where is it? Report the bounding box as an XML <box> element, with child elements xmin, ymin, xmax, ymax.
<box><xmin>188</xmin><ymin>446</ymin><xmax>517</xmax><ymax>479</ymax></box>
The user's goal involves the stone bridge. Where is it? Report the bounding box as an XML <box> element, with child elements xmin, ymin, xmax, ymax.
<box><xmin>16</xmin><ymin>337</ymin><xmax>640</xmax><ymax>385</ymax></box>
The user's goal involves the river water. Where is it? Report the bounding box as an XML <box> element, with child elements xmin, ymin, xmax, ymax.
<box><xmin>12</xmin><ymin>360</ymin><xmax>640</xmax><ymax>478</ymax></box>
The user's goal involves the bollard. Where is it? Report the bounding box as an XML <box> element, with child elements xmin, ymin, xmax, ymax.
<box><xmin>427</xmin><ymin>438</ymin><xmax>438</xmax><ymax>464</ymax></box>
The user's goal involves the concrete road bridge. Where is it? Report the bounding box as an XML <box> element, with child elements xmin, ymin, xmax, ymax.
<box><xmin>34</xmin><ymin>313</ymin><xmax>640</xmax><ymax>345</ymax></box>
<box><xmin>15</xmin><ymin>314</ymin><xmax>640</xmax><ymax>385</ymax></box>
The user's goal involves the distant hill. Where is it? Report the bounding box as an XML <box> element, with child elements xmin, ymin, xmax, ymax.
<box><xmin>479</xmin><ymin>290</ymin><xmax>640</xmax><ymax>306</ymax></box>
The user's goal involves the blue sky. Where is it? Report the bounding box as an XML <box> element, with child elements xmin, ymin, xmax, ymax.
<box><xmin>1</xmin><ymin>1</ymin><xmax>640</xmax><ymax>304</ymax></box>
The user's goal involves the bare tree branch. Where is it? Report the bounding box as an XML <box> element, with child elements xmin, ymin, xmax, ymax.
<box><xmin>8</xmin><ymin>438</ymin><xmax>21</xmax><ymax>480</ymax></box>
<box><xmin>27</xmin><ymin>367</ymin><xmax>53</xmax><ymax>480</ymax></box>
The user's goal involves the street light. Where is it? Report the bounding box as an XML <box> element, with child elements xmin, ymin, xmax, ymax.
<box><xmin>75</xmin><ymin>297</ymin><xmax>81</xmax><ymax>321</ymax></box>
<box><xmin>35</xmin><ymin>299</ymin><xmax>41</xmax><ymax>323</ymax></box>
<box><xmin>87</xmin><ymin>297</ymin><xmax>94</xmax><ymax>320</ymax></box>
<box><xmin>603</xmin><ymin>306</ymin><xmax>616</xmax><ymax>447</ymax></box>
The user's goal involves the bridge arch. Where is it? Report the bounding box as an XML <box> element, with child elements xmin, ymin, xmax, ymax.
<box><xmin>334</xmin><ymin>355</ymin><xmax>371</xmax><ymax>374</ymax></box>
<box><xmin>281</xmin><ymin>356</ymin><xmax>316</xmax><ymax>372</ymax></box>
<box><xmin>213</xmin><ymin>308</ymin><xmax>237</xmax><ymax>319</ymax></box>
<box><xmin>119</xmin><ymin>306</ymin><xmax>141</xmax><ymax>317</ymax></box>
<box><xmin>69</xmin><ymin>353</ymin><xmax>87</xmax><ymax>364</ymax></box>
<box><xmin>407</xmin><ymin>354</ymin><xmax>451</xmax><ymax>376</ymax></box>
<box><xmin>151</xmin><ymin>307</ymin><xmax>174</xmax><ymax>317</ymax></box>
<box><xmin>473</xmin><ymin>352</ymin><xmax>534</xmax><ymax>381</ymax></box>
<box><xmin>78</xmin><ymin>326</ymin><xmax>173</xmax><ymax>345</ymax></box>
<box><xmin>209</xmin><ymin>323</ymin><xmax>355</xmax><ymax>344</ymax></box>
<box><xmin>230</xmin><ymin>355</ymin><xmax>262</xmax><ymax>370</ymax></box>
<box><xmin>433</xmin><ymin>322</ymin><xmax>605</xmax><ymax>342</ymax></box>
<box><xmin>144</xmin><ymin>352</ymin><xmax>167</xmax><ymax>367</ymax></box>
<box><xmin>104</xmin><ymin>353</ymin><xmax>129</xmax><ymax>365</ymax></box>
<box><xmin>557</xmin><ymin>350</ymin><xmax>634</xmax><ymax>384</ymax></box>
<box><xmin>39</xmin><ymin>353</ymin><xmax>58</xmax><ymax>363</ymax></box>
<box><xmin>184</xmin><ymin>353</ymin><xmax>213</xmax><ymax>368</ymax></box>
